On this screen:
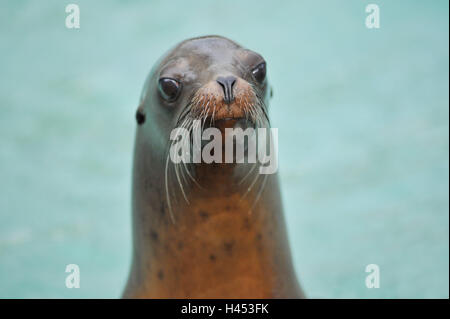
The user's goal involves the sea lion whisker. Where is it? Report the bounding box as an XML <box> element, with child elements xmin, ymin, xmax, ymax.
<box><xmin>180</xmin><ymin>119</ymin><xmax>203</xmax><ymax>189</ymax></box>
<box><xmin>201</xmin><ymin>97</ymin><xmax>212</xmax><ymax>132</ymax></box>
<box><xmin>238</xmin><ymin>160</ymin><xmax>257</xmax><ymax>185</ymax></box>
<box><xmin>166</xmin><ymin>117</ymin><xmax>196</xmax><ymax>215</ymax></box>
<box><xmin>177</xmin><ymin>118</ymin><xmax>192</xmax><ymax>185</ymax></box>
<box><xmin>250</xmin><ymin>173</ymin><xmax>268</xmax><ymax>213</ymax></box>
<box><xmin>164</xmin><ymin>153</ymin><xmax>176</xmax><ymax>223</ymax></box>
<box><xmin>240</xmin><ymin>116</ymin><xmax>266</xmax><ymax>197</ymax></box>
<box><xmin>244</xmin><ymin>113</ymin><xmax>269</xmax><ymax>188</ymax></box>
<box><xmin>254</xmin><ymin>95</ymin><xmax>270</xmax><ymax>125</ymax></box>
<box><xmin>174</xmin><ymin>158</ymin><xmax>190</xmax><ymax>204</ymax></box>
<box><xmin>240</xmin><ymin>163</ymin><xmax>261</xmax><ymax>202</ymax></box>
<box><xmin>209</xmin><ymin>100</ymin><xmax>217</xmax><ymax>127</ymax></box>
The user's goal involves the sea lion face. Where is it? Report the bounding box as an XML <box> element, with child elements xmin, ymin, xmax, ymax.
<box><xmin>134</xmin><ymin>36</ymin><xmax>275</xmax><ymax>221</ymax></box>
<box><xmin>137</xmin><ymin>36</ymin><xmax>271</xmax><ymax>139</ymax></box>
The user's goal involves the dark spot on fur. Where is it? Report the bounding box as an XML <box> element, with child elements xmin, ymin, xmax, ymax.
<box><xmin>157</xmin><ymin>270</ymin><xmax>164</xmax><ymax>280</ymax></box>
<box><xmin>150</xmin><ymin>230</ymin><xmax>158</xmax><ymax>241</ymax></box>
<box><xmin>255</xmin><ymin>233</ymin><xmax>263</xmax><ymax>252</ymax></box>
<box><xmin>209</xmin><ymin>254</ymin><xmax>216</xmax><ymax>261</ymax></box>
<box><xmin>225</xmin><ymin>205</ymin><xmax>231</xmax><ymax>211</ymax></box>
<box><xmin>223</xmin><ymin>240</ymin><xmax>234</xmax><ymax>254</ymax></box>
<box><xmin>199</xmin><ymin>210</ymin><xmax>209</xmax><ymax>220</ymax></box>
<box><xmin>178</xmin><ymin>242</ymin><xmax>184</xmax><ymax>250</ymax></box>
<box><xmin>243</xmin><ymin>217</ymin><xmax>251</xmax><ymax>230</ymax></box>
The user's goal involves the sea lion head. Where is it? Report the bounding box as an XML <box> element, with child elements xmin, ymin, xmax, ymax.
<box><xmin>136</xmin><ymin>35</ymin><xmax>272</xmax><ymax>144</ymax></box>
<box><xmin>134</xmin><ymin>36</ymin><xmax>274</xmax><ymax>219</ymax></box>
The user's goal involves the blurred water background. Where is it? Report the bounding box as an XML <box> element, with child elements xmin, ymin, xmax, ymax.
<box><xmin>0</xmin><ymin>0</ymin><xmax>448</xmax><ymax>298</ymax></box>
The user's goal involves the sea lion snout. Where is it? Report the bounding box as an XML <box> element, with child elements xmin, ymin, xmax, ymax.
<box><xmin>190</xmin><ymin>77</ymin><xmax>257</xmax><ymax>123</ymax></box>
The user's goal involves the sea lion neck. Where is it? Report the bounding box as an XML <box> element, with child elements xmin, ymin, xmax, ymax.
<box><xmin>190</xmin><ymin>162</ymin><xmax>252</xmax><ymax>193</ymax></box>
<box><xmin>124</xmin><ymin>156</ymin><xmax>303</xmax><ymax>298</ymax></box>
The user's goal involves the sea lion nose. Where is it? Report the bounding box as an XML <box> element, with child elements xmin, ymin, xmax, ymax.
<box><xmin>216</xmin><ymin>76</ymin><xmax>236</xmax><ymax>104</ymax></box>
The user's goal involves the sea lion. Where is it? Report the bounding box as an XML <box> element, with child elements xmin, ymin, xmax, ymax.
<box><xmin>123</xmin><ymin>35</ymin><xmax>304</xmax><ymax>298</ymax></box>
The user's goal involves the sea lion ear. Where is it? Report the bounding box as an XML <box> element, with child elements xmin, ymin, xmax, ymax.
<box><xmin>270</xmin><ymin>86</ymin><xmax>274</xmax><ymax>99</ymax></box>
<box><xmin>136</xmin><ymin>104</ymin><xmax>146</xmax><ymax>125</ymax></box>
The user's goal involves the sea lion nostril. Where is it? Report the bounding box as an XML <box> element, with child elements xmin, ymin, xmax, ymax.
<box><xmin>216</xmin><ymin>76</ymin><xmax>236</xmax><ymax>104</ymax></box>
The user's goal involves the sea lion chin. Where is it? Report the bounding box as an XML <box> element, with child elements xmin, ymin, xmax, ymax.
<box><xmin>123</xmin><ymin>35</ymin><xmax>305</xmax><ymax>299</ymax></box>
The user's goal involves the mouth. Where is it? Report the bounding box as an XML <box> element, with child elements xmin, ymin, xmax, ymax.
<box><xmin>204</xmin><ymin>116</ymin><xmax>256</xmax><ymax>131</ymax></box>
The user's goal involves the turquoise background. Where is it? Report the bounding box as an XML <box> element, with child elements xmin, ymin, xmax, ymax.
<box><xmin>0</xmin><ymin>0</ymin><xmax>448</xmax><ymax>298</ymax></box>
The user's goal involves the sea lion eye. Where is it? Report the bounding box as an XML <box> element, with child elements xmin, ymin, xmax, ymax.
<box><xmin>158</xmin><ymin>78</ymin><xmax>181</xmax><ymax>102</ymax></box>
<box><xmin>252</xmin><ymin>62</ymin><xmax>266</xmax><ymax>83</ymax></box>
